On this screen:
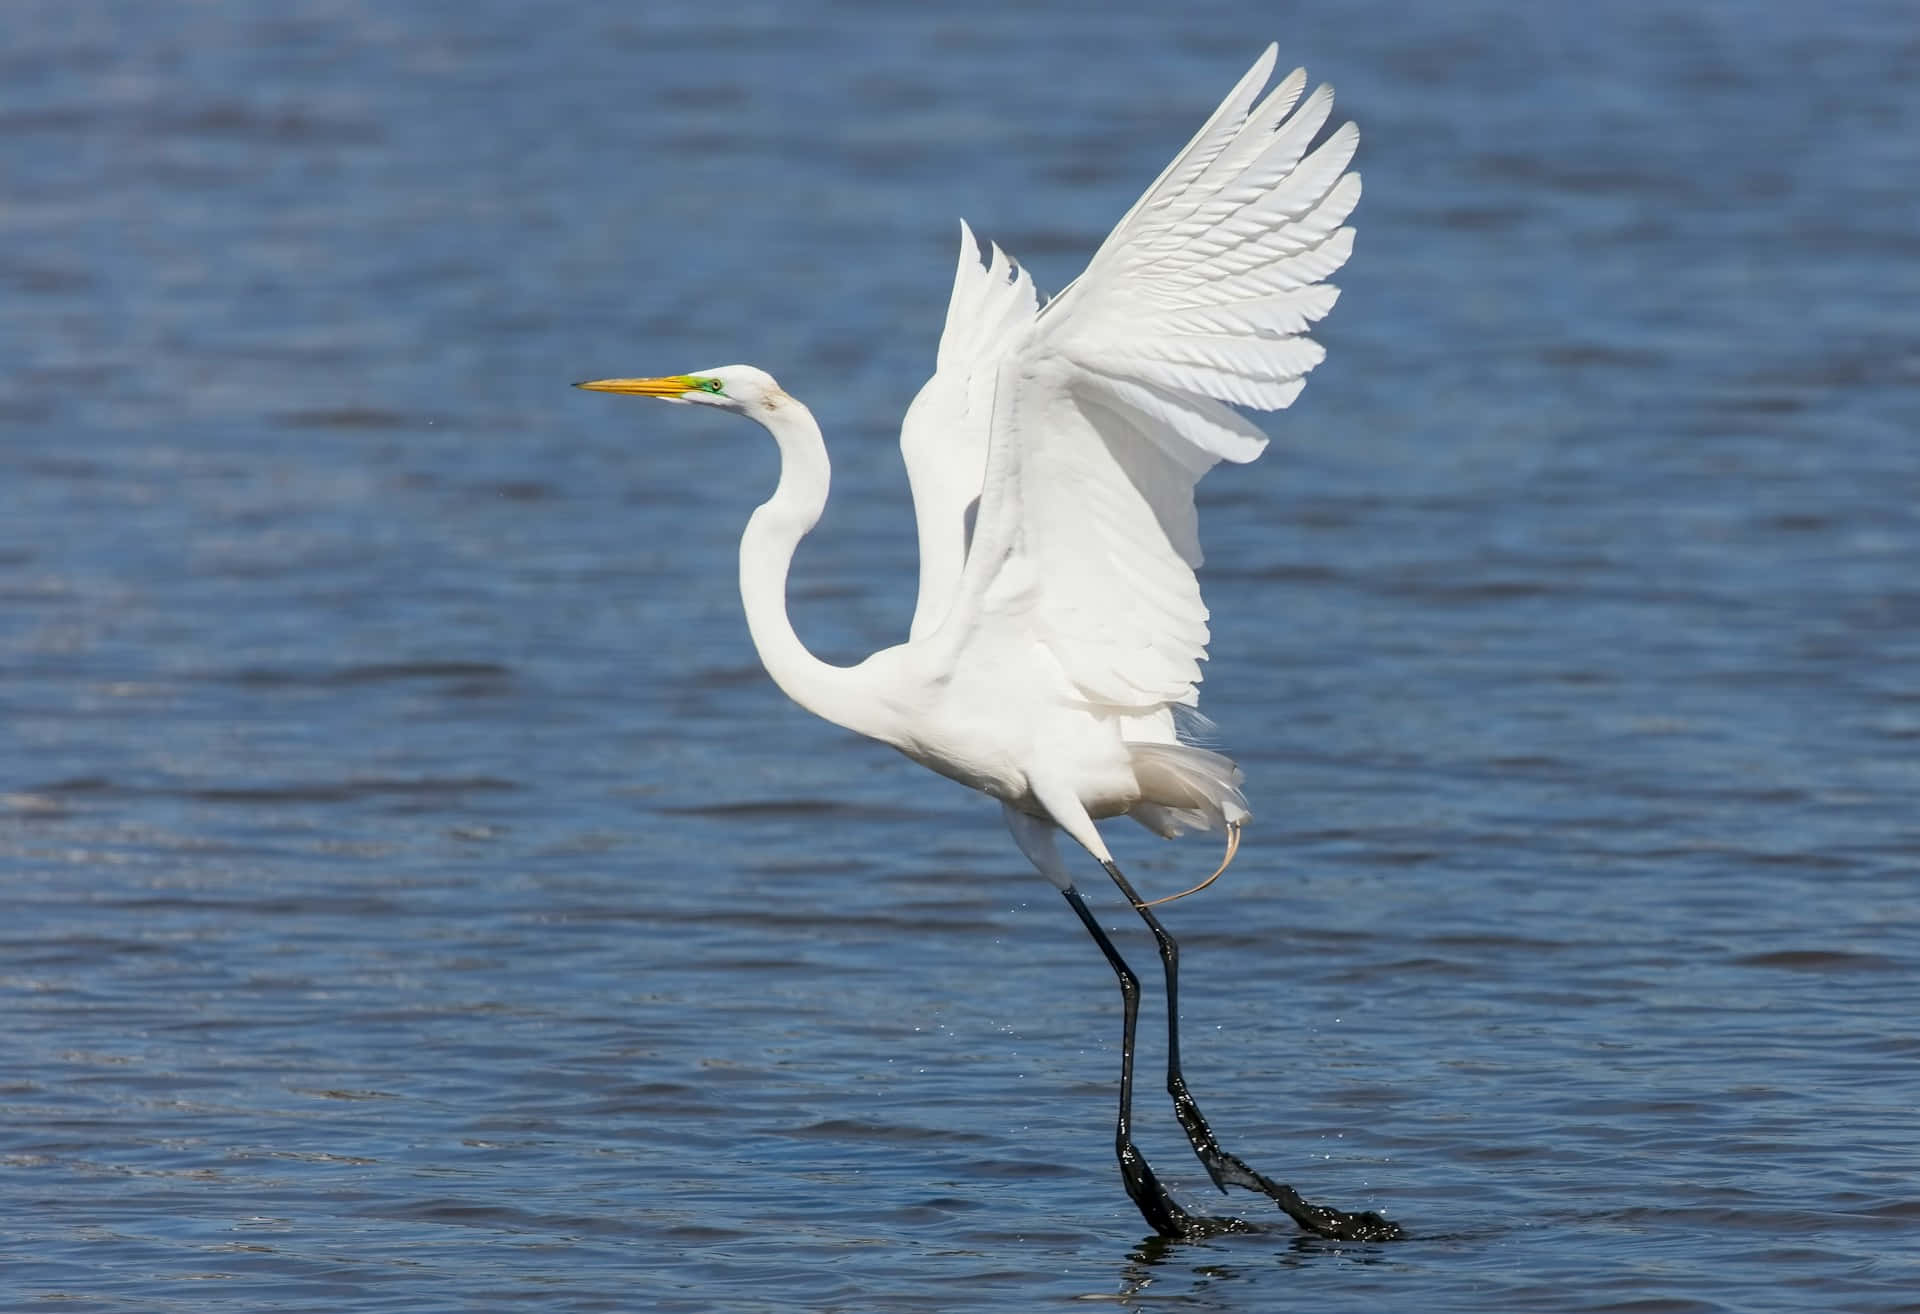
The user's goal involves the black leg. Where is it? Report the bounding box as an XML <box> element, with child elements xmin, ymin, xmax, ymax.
<box><xmin>1060</xmin><ymin>885</ymin><xmax>1203</xmax><ymax>1239</ymax></box>
<box><xmin>1100</xmin><ymin>860</ymin><xmax>1404</xmax><ymax>1242</ymax></box>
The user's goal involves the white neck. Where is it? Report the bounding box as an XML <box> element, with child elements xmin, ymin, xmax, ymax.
<box><xmin>736</xmin><ymin>394</ymin><xmax>897</xmax><ymax>746</ymax></box>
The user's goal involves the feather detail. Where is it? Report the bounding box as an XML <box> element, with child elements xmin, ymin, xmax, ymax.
<box><xmin>913</xmin><ymin>47</ymin><xmax>1358</xmax><ymax>720</ymax></box>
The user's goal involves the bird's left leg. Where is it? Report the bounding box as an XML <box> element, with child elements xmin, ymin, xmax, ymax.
<box><xmin>1100</xmin><ymin>859</ymin><xmax>1403</xmax><ymax>1242</ymax></box>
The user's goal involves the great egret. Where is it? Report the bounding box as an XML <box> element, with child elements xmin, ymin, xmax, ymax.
<box><xmin>578</xmin><ymin>46</ymin><xmax>1397</xmax><ymax>1242</ymax></box>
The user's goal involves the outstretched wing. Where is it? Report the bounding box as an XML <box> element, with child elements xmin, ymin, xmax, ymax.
<box><xmin>926</xmin><ymin>46</ymin><xmax>1360</xmax><ymax>711</ymax></box>
<box><xmin>898</xmin><ymin>224</ymin><xmax>1038</xmax><ymax>641</ymax></box>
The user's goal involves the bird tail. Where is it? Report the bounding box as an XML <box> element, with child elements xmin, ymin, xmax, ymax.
<box><xmin>1126</xmin><ymin>742</ymin><xmax>1249</xmax><ymax>908</ymax></box>
<box><xmin>1126</xmin><ymin>743</ymin><xmax>1250</xmax><ymax>838</ymax></box>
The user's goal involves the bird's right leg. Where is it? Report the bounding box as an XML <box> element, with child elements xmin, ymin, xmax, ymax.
<box><xmin>1010</xmin><ymin>792</ymin><xmax>1398</xmax><ymax>1242</ymax></box>
<box><xmin>1101</xmin><ymin>858</ymin><xmax>1403</xmax><ymax>1242</ymax></box>
<box><xmin>1003</xmin><ymin>804</ymin><xmax>1212</xmax><ymax>1239</ymax></box>
<box><xmin>1059</xmin><ymin>882</ymin><xmax>1201</xmax><ymax>1238</ymax></box>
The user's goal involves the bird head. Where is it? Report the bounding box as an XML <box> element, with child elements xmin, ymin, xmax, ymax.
<box><xmin>573</xmin><ymin>363</ymin><xmax>782</xmax><ymax>413</ymax></box>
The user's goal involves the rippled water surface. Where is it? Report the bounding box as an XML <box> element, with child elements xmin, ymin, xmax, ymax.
<box><xmin>6</xmin><ymin>2</ymin><xmax>1919</xmax><ymax>1310</ymax></box>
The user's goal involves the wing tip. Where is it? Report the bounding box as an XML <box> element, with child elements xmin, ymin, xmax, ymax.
<box><xmin>955</xmin><ymin>217</ymin><xmax>983</xmax><ymax>272</ymax></box>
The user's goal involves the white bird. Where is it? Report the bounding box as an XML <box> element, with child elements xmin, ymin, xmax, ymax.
<box><xmin>578</xmin><ymin>46</ymin><xmax>1396</xmax><ymax>1241</ymax></box>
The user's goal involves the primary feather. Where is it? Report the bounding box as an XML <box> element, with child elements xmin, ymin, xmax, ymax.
<box><xmin>918</xmin><ymin>44</ymin><xmax>1359</xmax><ymax>720</ymax></box>
<box><xmin>900</xmin><ymin>225</ymin><xmax>1038</xmax><ymax>640</ymax></box>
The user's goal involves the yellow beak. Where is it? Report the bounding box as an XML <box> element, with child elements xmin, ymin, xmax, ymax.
<box><xmin>573</xmin><ymin>375</ymin><xmax>697</xmax><ymax>397</ymax></box>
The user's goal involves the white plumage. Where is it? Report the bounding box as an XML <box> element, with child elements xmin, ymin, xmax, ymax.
<box><xmin>907</xmin><ymin>53</ymin><xmax>1351</xmax><ymax>705</ymax></box>
<box><xmin>577</xmin><ymin>47</ymin><xmax>1396</xmax><ymax>1241</ymax></box>
<box><xmin>582</xmin><ymin>42</ymin><xmax>1359</xmax><ymax>876</ymax></box>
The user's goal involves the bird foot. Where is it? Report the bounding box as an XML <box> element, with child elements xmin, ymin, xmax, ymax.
<box><xmin>1194</xmin><ymin>1140</ymin><xmax>1404</xmax><ymax>1240</ymax></box>
<box><xmin>1151</xmin><ymin>1197</ymin><xmax>1399</xmax><ymax>1243</ymax></box>
<box><xmin>1283</xmin><ymin>1198</ymin><xmax>1404</xmax><ymax>1242</ymax></box>
<box><xmin>1221</xmin><ymin>1168</ymin><xmax>1405</xmax><ymax>1244</ymax></box>
<box><xmin>1165</xmin><ymin>1211</ymin><xmax>1256</xmax><ymax>1240</ymax></box>
<box><xmin>1166</xmin><ymin>1199</ymin><xmax>1401</xmax><ymax>1243</ymax></box>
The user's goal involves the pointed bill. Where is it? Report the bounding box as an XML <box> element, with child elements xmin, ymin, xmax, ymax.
<box><xmin>573</xmin><ymin>376</ymin><xmax>700</xmax><ymax>396</ymax></box>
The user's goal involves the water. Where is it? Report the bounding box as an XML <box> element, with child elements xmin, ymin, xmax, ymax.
<box><xmin>5</xmin><ymin>1</ymin><xmax>1917</xmax><ymax>1309</ymax></box>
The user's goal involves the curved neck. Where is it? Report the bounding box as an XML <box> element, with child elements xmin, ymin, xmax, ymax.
<box><xmin>738</xmin><ymin>394</ymin><xmax>895</xmax><ymax>745</ymax></box>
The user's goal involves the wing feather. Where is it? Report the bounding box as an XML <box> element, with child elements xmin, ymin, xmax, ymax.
<box><xmin>918</xmin><ymin>47</ymin><xmax>1359</xmax><ymax>713</ymax></box>
<box><xmin>899</xmin><ymin>221</ymin><xmax>1039</xmax><ymax>640</ymax></box>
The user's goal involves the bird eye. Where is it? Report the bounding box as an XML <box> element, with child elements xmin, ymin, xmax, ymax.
<box><xmin>700</xmin><ymin>379</ymin><xmax>724</xmax><ymax>393</ymax></box>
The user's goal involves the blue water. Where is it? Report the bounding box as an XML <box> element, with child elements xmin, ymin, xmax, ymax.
<box><xmin>5</xmin><ymin>1</ymin><xmax>1918</xmax><ymax>1310</ymax></box>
